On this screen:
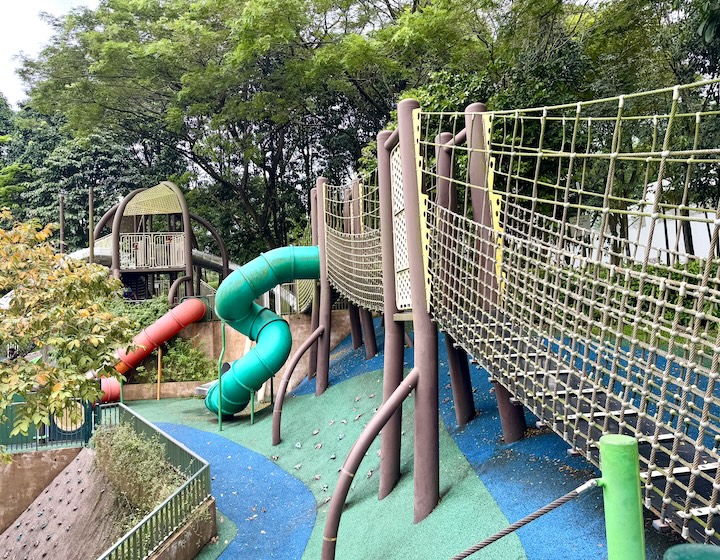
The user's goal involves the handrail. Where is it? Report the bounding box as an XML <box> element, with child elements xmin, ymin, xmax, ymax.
<box><xmin>321</xmin><ymin>367</ymin><xmax>420</xmax><ymax>560</ymax></box>
<box><xmin>382</xmin><ymin>128</ymin><xmax>399</xmax><ymax>151</ymax></box>
<box><xmin>442</xmin><ymin>128</ymin><xmax>467</xmax><ymax>152</ymax></box>
<box><xmin>272</xmin><ymin>325</ymin><xmax>325</xmax><ymax>445</ymax></box>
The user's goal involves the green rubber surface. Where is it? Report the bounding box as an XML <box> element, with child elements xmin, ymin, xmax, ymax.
<box><xmin>196</xmin><ymin>509</ymin><xmax>238</xmax><ymax>560</ymax></box>
<box><xmin>130</xmin><ymin>368</ymin><xmax>526</xmax><ymax>560</ymax></box>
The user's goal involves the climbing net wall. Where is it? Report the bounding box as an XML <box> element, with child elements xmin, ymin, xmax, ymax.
<box><xmin>418</xmin><ymin>79</ymin><xmax>720</xmax><ymax>543</ymax></box>
<box><xmin>324</xmin><ymin>179</ymin><xmax>385</xmax><ymax>312</ymax></box>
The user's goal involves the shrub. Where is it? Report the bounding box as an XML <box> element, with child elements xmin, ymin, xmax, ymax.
<box><xmin>133</xmin><ymin>337</ymin><xmax>216</xmax><ymax>384</ymax></box>
<box><xmin>92</xmin><ymin>423</ymin><xmax>186</xmax><ymax>515</ymax></box>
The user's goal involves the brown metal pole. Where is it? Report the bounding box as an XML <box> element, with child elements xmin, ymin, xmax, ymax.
<box><xmin>309</xmin><ymin>188</ymin><xmax>321</xmax><ymax>376</ymax></box>
<box><xmin>465</xmin><ymin>103</ymin><xmax>526</xmax><ymax>443</ymax></box>
<box><xmin>348</xmin><ymin>305</ymin><xmax>363</xmax><ymax>349</ymax></box>
<box><xmin>272</xmin><ymin>325</ymin><xmax>325</xmax><ymax>445</ymax></box>
<box><xmin>351</xmin><ymin>178</ymin><xmax>378</xmax><ymax>358</ymax></box>
<box><xmin>315</xmin><ymin>179</ymin><xmax>332</xmax><ymax>395</ymax></box>
<box><xmin>359</xmin><ymin>308</ymin><xmax>377</xmax><ymax>359</ymax></box>
<box><xmin>165</xmin><ymin>181</ymin><xmax>194</xmax><ymax>296</ymax></box>
<box><xmin>398</xmin><ymin>98</ymin><xmax>439</xmax><ymax>523</ymax></box>
<box><xmin>322</xmin><ymin>368</ymin><xmax>420</xmax><ymax>560</ymax></box>
<box><xmin>435</xmin><ymin>131</ymin><xmax>476</xmax><ymax>428</ymax></box>
<box><xmin>59</xmin><ymin>193</ymin><xmax>65</xmax><ymax>254</ymax></box>
<box><xmin>88</xmin><ymin>185</ymin><xmax>95</xmax><ymax>264</ymax></box>
<box><xmin>112</xmin><ymin>188</ymin><xmax>147</xmax><ymax>279</ymax></box>
<box><xmin>377</xmin><ymin>129</ymin><xmax>405</xmax><ymax>499</ymax></box>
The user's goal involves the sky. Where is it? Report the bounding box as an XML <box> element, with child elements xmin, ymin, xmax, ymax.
<box><xmin>0</xmin><ymin>1</ymin><xmax>99</xmax><ymax>107</ymax></box>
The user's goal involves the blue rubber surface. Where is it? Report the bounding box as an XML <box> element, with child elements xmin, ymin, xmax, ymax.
<box><xmin>156</xmin><ymin>423</ymin><xmax>316</xmax><ymax>559</ymax></box>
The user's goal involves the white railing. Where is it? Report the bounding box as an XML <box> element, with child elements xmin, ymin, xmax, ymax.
<box><xmin>119</xmin><ymin>232</ymin><xmax>185</xmax><ymax>269</ymax></box>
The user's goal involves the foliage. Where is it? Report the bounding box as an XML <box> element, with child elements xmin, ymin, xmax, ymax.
<box><xmin>8</xmin><ymin>0</ymin><xmax>720</xmax><ymax>264</ymax></box>
<box><xmin>0</xmin><ymin>211</ymin><xmax>135</xmax><ymax>460</ymax></box>
<box><xmin>134</xmin><ymin>337</ymin><xmax>216</xmax><ymax>384</ymax></box>
<box><xmin>108</xmin><ymin>296</ymin><xmax>215</xmax><ymax>384</ymax></box>
<box><xmin>108</xmin><ymin>296</ymin><xmax>170</xmax><ymax>331</ymax></box>
<box><xmin>92</xmin><ymin>423</ymin><xmax>186</xmax><ymax>515</ymax></box>
<box><xmin>0</xmin><ymin>107</ymin><xmax>187</xmax><ymax>252</ymax></box>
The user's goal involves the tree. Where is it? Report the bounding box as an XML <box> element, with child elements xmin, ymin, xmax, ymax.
<box><xmin>0</xmin><ymin>211</ymin><xmax>134</xmax><ymax>461</ymax></box>
<box><xmin>0</xmin><ymin>106</ymin><xmax>187</xmax><ymax>251</ymax></box>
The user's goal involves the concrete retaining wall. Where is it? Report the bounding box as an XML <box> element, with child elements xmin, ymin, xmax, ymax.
<box><xmin>0</xmin><ymin>448</ymin><xmax>80</xmax><ymax>533</ymax></box>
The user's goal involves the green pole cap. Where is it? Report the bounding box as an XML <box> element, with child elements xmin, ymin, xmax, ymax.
<box><xmin>664</xmin><ymin>544</ymin><xmax>720</xmax><ymax>559</ymax></box>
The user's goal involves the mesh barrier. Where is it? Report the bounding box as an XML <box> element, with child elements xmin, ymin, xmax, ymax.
<box><xmin>420</xmin><ymin>79</ymin><xmax>720</xmax><ymax>543</ymax></box>
<box><xmin>324</xmin><ymin>180</ymin><xmax>384</xmax><ymax>312</ymax></box>
<box><xmin>390</xmin><ymin>146</ymin><xmax>413</xmax><ymax>311</ymax></box>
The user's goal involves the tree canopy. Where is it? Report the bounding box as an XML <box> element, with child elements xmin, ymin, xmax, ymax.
<box><xmin>1</xmin><ymin>0</ymin><xmax>718</xmax><ymax>261</ymax></box>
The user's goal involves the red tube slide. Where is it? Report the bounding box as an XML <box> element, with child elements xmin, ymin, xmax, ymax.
<box><xmin>100</xmin><ymin>298</ymin><xmax>207</xmax><ymax>402</ymax></box>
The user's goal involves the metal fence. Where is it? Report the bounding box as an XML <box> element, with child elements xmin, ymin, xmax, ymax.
<box><xmin>119</xmin><ymin>232</ymin><xmax>186</xmax><ymax>269</ymax></box>
<box><xmin>96</xmin><ymin>403</ymin><xmax>212</xmax><ymax>560</ymax></box>
<box><xmin>0</xmin><ymin>400</ymin><xmax>93</xmax><ymax>452</ymax></box>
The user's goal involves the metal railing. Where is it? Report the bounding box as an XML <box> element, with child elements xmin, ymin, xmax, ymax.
<box><xmin>119</xmin><ymin>232</ymin><xmax>186</xmax><ymax>269</ymax></box>
<box><xmin>1</xmin><ymin>400</ymin><xmax>93</xmax><ymax>452</ymax></box>
<box><xmin>96</xmin><ymin>403</ymin><xmax>212</xmax><ymax>560</ymax></box>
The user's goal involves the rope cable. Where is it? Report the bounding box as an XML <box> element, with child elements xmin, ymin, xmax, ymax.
<box><xmin>449</xmin><ymin>480</ymin><xmax>599</xmax><ymax>560</ymax></box>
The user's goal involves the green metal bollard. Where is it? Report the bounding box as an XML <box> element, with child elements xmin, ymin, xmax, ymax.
<box><xmin>664</xmin><ymin>544</ymin><xmax>720</xmax><ymax>559</ymax></box>
<box><xmin>599</xmin><ymin>434</ymin><xmax>646</xmax><ymax>560</ymax></box>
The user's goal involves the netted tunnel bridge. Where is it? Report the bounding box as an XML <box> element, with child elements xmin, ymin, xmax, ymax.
<box><xmin>277</xmin><ymin>79</ymin><xmax>720</xmax><ymax>553</ymax></box>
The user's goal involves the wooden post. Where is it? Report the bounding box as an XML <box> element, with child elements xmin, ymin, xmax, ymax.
<box><xmin>157</xmin><ymin>346</ymin><xmax>162</xmax><ymax>401</ymax></box>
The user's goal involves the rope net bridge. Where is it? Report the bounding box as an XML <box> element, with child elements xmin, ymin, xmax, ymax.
<box><xmin>418</xmin><ymin>79</ymin><xmax>720</xmax><ymax>544</ymax></box>
<box><xmin>323</xmin><ymin>179</ymin><xmax>385</xmax><ymax>313</ymax></box>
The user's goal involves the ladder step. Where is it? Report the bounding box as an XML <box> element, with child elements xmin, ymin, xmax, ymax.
<box><xmin>516</xmin><ymin>368</ymin><xmax>573</xmax><ymax>378</ymax></box>
<box><xmin>564</xmin><ymin>409</ymin><xmax>638</xmax><ymax>422</ymax></box>
<box><xmin>641</xmin><ymin>462</ymin><xmax>719</xmax><ymax>481</ymax></box>
<box><xmin>532</xmin><ymin>387</ymin><xmax>596</xmax><ymax>398</ymax></box>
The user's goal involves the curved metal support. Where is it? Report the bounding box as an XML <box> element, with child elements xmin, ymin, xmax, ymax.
<box><xmin>272</xmin><ymin>325</ymin><xmax>325</xmax><ymax>446</ymax></box>
<box><xmin>321</xmin><ymin>367</ymin><xmax>420</xmax><ymax>560</ymax></box>
<box><xmin>189</xmin><ymin>212</ymin><xmax>230</xmax><ymax>280</ymax></box>
<box><xmin>94</xmin><ymin>201</ymin><xmax>120</xmax><ymax>241</ymax></box>
<box><xmin>111</xmin><ymin>188</ymin><xmax>147</xmax><ymax>278</ymax></box>
<box><xmin>168</xmin><ymin>275</ymin><xmax>192</xmax><ymax>307</ymax></box>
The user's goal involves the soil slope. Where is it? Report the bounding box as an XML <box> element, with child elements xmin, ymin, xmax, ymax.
<box><xmin>1</xmin><ymin>448</ymin><xmax>123</xmax><ymax>560</ymax></box>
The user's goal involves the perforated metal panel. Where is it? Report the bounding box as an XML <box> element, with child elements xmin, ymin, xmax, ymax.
<box><xmin>390</xmin><ymin>146</ymin><xmax>412</xmax><ymax>311</ymax></box>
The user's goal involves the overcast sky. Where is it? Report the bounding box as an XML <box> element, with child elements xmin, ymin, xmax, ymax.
<box><xmin>0</xmin><ymin>1</ymin><xmax>99</xmax><ymax>107</ymax></box>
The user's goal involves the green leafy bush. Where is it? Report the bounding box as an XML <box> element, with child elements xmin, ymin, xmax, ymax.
<box><xmin>108</xmin><ymin>296</ymin><xmax>169</xmax><ymax>331</ymax></box>
<box><xmin>134</xmin><ymin>337</ymin><xmax>216</xmax><ymax>384</ymax></box>
<box><xmin>92</xmin><ymin>423</ymin><xmax>185</xmax><ymax>515</ymax></box>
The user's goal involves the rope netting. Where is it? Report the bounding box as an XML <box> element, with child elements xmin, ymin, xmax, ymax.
<box><xmin>418</xmin><ymin>79</ymin><xmax>720</xmax><ymax>543</ymax></box>
<box><xmin>323</xmin><ymin>179</ymin><xmax>384</xmax><ymax>312</ymax></box>
<box><xmin>294</xmin><ymin>224</ymin><xmax>316</xmax><ymax>313</ymax></box>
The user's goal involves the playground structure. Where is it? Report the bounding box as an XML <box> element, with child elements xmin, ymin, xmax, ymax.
<box><xmin>232</xmin><ymin>78</ymin><xmax>720</xmax><ymax>556</ymax></box>
<box><xmin>72</xmin><ymin>181</ymin><xmax>230</xmax><ymax>306</ymax></box>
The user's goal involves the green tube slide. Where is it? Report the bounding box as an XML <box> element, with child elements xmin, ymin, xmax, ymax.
<box><xmin>205</xmin><ymin>246</ymin><xmax>320</xmax><ymax>417</ymax></box>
